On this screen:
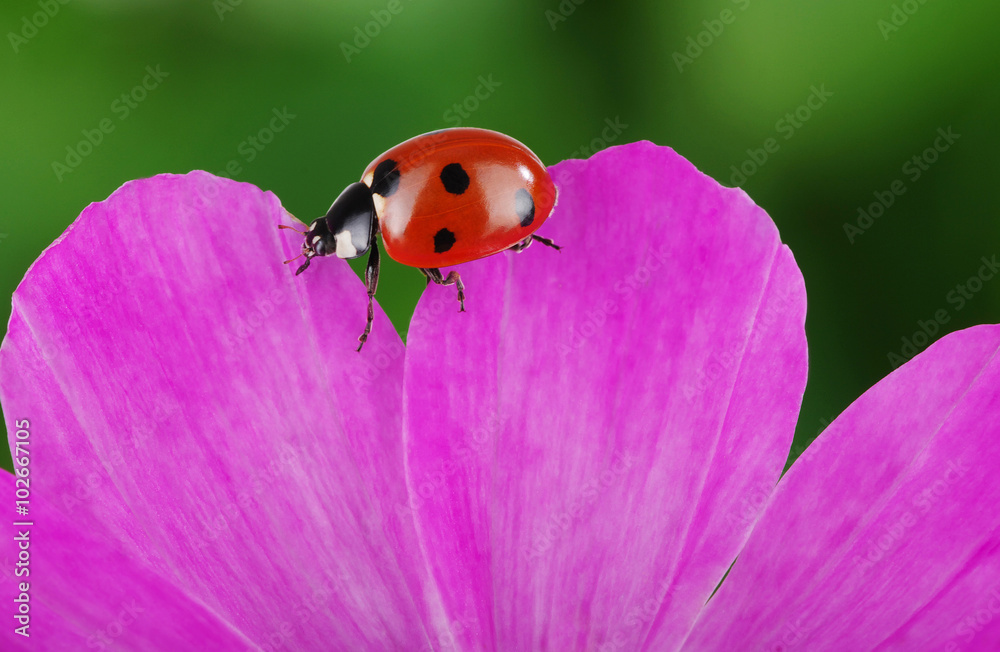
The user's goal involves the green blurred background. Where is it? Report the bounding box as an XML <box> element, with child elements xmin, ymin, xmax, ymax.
<box><xmin>1</xmin><ymin>0</ymin><xmax>998</xmax><ymax>472</ymax></box>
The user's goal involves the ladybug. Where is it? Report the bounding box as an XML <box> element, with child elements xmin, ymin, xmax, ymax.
<box><xmin>281</xmin><ymin>127</ymin><xmax>561</xmax><ymax>351</ymax></box>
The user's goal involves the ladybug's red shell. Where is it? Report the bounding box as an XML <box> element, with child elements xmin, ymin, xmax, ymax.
<box><xmin>360</xmin><ymin>128</ymin><xmax>557</xmax><ymax>269</ymax></box>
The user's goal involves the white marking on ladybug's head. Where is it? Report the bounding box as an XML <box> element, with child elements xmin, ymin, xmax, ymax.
<box><xmin>310</xmin><ymin>234</ymin><xmax>329</xmax><ymax>256</ymax></box>
<box><xmin>335</xmin><ymin>230</ymin><xmax>357</xmax><ymax>258</ymax></box>
<box><xmin>372</xmin><ymin>193</ymin><xmax>387</xmax><ymax>219</ymax></box>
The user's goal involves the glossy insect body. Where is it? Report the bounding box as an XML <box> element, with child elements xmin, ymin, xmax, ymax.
<box><xmin>362</xmin><ymin>129</ymin><xmax>558</xmax><ymax>268</ymax></box>
<box><xmin>285</xmin><ymin>128</ymin><xmax>560</xmax><ymax>350</ymax></box>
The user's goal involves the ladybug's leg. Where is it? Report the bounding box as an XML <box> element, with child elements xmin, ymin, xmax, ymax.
<box><xmin>356</xmin><ymin>242</ymin><xmax>381</xmax><ymax>352</ymax></box>
<box><xmin>530</xmin><ymin>234</ymin><xmax>562</xmax><ymax>251</ymax></box>
<box><xmin>420</xmin><ymin>267</ymin><xmax>465</xmax><ymax>313</ymax></box>
<box><xmin>508</xmin><ymin>234</ymin><xmax>562</xmax><ymax>252</ymax></box>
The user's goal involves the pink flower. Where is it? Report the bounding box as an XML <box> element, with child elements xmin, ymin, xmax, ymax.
<box><xmin>2</xmin><ymin>142</ymin><xmax>998</xmax><ymax>650</ymax></box>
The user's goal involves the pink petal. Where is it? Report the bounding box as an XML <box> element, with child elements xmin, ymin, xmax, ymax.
<box><xmin>684</xmin><ymin>324</ymin><xmax>1000</xmax><ymax>651</ymax></box>
<box><xmin>401</xmin><ymin>142</ymin><xmax>808</xmax><ymax>649</ymax></box>
<box><xmin>0</xmin><ymin>173</ymin><xmax>440</xmax><ymax>648</ymax></box>
<box><xmin>0</xmin><ymin>473</ymin><xmax>257</xmax><ymax>650</ymax></box>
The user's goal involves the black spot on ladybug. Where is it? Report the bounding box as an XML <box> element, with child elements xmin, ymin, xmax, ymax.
<box><xmin>440</xmin><ymin>163</ymin><xmax>470</xmax><ymax>195</ymax></box>
<box><xmin>371</xmin><ymin>159</ymin><xmax>400</xmax><ymax>197</ymax></box>
<box><xmin>515</xmin><ymin>188</ymin><xmax>535</xmax><ymax>227</ymax></box>
<box><xmin>434</xmin><ymin>228</ymin><xmax>456</xmax><ymax>253</ymax></box>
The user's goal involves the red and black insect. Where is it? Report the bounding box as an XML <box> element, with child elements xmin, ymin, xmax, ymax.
<box><xmin>282</xmin><ymin>127</ymin><xmax>560</xmax><ymax>350</ymax></box>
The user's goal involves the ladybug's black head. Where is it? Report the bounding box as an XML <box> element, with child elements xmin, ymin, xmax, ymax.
<box><xmin>292</xmin><ymin>182</ymin><xmax>377</xmax><ymax>275</ymax></box>
<box><xmin>300</xmin><ymin>215</ymin><xmax>334</xmax><ymax>256</ymax></box>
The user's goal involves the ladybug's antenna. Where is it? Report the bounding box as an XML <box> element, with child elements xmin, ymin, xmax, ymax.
<box><xmin>279</xmin><ymin>222</ymin><xmax>312</xmax><ymax>274</ymax></box>
<box><xmin>282</xmin><ymin>252</ymin><xmax>312</xmax><ymax>275</ymax></box>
